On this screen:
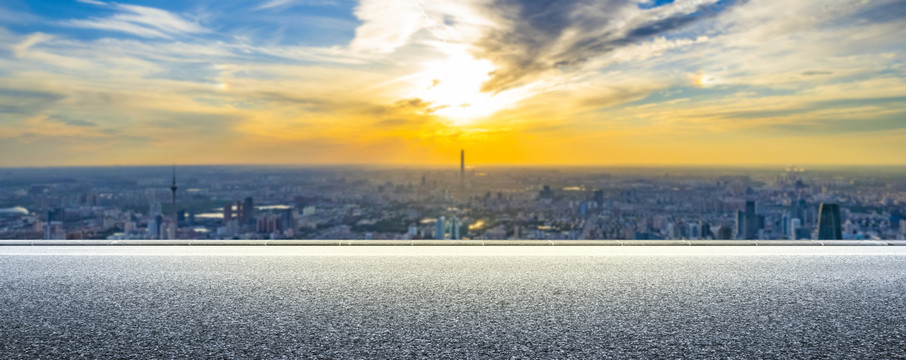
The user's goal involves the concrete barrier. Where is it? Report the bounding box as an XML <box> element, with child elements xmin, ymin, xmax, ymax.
<box><xmin>1</xmin><ymin>239</ymin><xmax>903</xmax><ymax>246</ymax></box>
<box><xmin>755</xmin><ymin>240</ymin><xmax>823</xmax><ymax>246</ymax></box>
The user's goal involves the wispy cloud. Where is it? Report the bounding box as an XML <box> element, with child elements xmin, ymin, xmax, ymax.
<box><xmin>61</xmin><ymin>3</ymin><xmax>207</xmax><ymax>39</ymax></box>
<box><xmin>256</xmin><ymin>0</ymin><xmax>339</xmax><ymax>10</ymax></box>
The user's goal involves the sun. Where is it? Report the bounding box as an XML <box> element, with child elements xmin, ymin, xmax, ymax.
<box><xmin>410</xmin><ymin>51</ymin><xmax>508</xmax><ymax>124</ymax></box>
<box><xmin>695</xmin><ymin>72</ymin><xmax>719</xmax><ymax>87</ymax></box>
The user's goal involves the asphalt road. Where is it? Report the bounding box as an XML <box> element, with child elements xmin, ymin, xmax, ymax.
<box><xmin>2</xmin><ymin>247</ymin><xmax>905</xmax><ymax>358</ymax></box>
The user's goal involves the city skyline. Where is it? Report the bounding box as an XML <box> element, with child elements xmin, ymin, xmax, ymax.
<box><xmin>0</xmin><ymin>0</ymin><xmax>904</xmax><ymax>166</ymax></box>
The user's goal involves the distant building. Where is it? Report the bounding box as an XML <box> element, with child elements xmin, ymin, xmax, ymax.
<box><xmin>451</xmin><ymin>216</ymin><xmax>460</xmax><ymax>240</ymax></box>
<box><xmin>43</xmin><ymin>221</ymin><xmax>65</xmax><ymax>240</ymax></box>
<box><xmin>593</xmin><ymin>190</ymin><xmax>604</xmax><ymax>207</ymax></box>
<box><xmin>539</xmin><ymin>185</ymin><xmax>554</xmax><ymax>200</ymax></box>
<box><xmin>741</xmin><ymin>201</ymin><xmax>764</xmax><ymax>240</ymax></box>
<box><xmin>243</xmin><ymin>197</ymin><xmax>255</xmax><ymax>225</ymax></box>
<box><xmin>223</xmin><ymin>204</ymin><xmax>233</xmax><ymax>226</ymax></box>
<box><xmin>790</xmin><ymin>218</ymin><xmax>802</xmax><ymax>240</ymax></box>
<box><xmin>280</xmin><ymin>208</ymin><xmax>295</xmax><ymax>233</ymax></box>
<box><xmin>701</xmin><ymin>223</ymin><xmax>712</xmax><ymax>239</ymax></box>
<box><xmin>436</xmin><ymin>216</ymin><xmax>445</xmax><ymax>240</ymax></box>
<box><xmin>148</xmin><ymin>215</ymin><xmax>163</xmax><ymax>239</ymax></box>
<box><xmin>817</xmin><ymin>203</ymin><xmax>842</xmax><ymax>240</ymax></box>
<box><xmin>257</xmin><ymin>213</ymin><xmax>283</xmax><ymax>234</ymax></box>
<box><xmin>781</xmin><ymin>213</ymin><xmax>791</xmax><ymax>239</ymax></box>
<box><xmin>302</xmin><ymin>206</ymin><xmax>316</xmax><ymax>216</ymax></box>
<box><xmin>716</xmin><ymin>226</ymin><xmax>733</xmax><ymax>240</ymax></box>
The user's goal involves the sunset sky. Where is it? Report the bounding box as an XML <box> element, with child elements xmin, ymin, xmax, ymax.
<box><xmin>0</xmin><ymin>0</ymin><xmax>904</xmax><ymax>166</ymax></box>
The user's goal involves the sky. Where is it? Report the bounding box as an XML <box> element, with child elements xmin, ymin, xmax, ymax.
<box><xmin>0</xmin><ymin>0</ymin><xmax>904</xmax><ymax>167</ymax></box>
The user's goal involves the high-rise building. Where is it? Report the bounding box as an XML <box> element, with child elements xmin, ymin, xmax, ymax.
<box><xmin>281</xmin><ymin>208</ymin><xmax>295</xmax><ymax>233</ymax></box>
<box><xmin>716</xmin><ymin>225</ymin><xmax>733</xmax><ymax>240</ymax></box>
<box><xmin>451</xmin><ymin>216</ymin><xmax>460</xmax><ymax>240</ymax></box>
<box><xmin>741</xmin><ymin>200</ymin><xmax>763</xmax><ymax>240</ymax></box>
<box><xmin>148</xmin><ymin>214</ymin><xmax>163</xmax><ymax>239</ymax></box>
<box><xmin>781</xmin><ymin>213</ymin><xmax>791</xmax><ymax>239</ymax></box>
<box><xmin>688</xmin><ymin>222</ymin><xmax>701</xmax><ymax>240</ymax></box>
<box><xmin>817</xmin><ymin>203</ymin><xmax>842</xmax><ymax>240</ymax></box>
<box><xmin>539</xmin><ymin>185</ymin><xmax>554</xmax><ymax>200</ymax></box>
<box><xmin>243</xmin><ymin>197</ymin><xmax>255</xmax><ymax>225</ymax></box>
<box><xmin>593</xmin><ymin>190</ymin><xmax>604</xmax><ymax>207</ymax></box>
<box><xmin>701</xmin><ymin>223</ymin><xmax>712</xmax><ymax>239</ymax></box>
<box><xmin>223</xmin><ymin>203</ymin><xmax>233</xmax><ymax>226</ymax></box>
<box><xmin>436</xmin><ymin>216</ymin><xmax>445</xmax><ymax>240</ymax></box>
<box><xmin>790</xmin><ymin>218</ymin><xmax>801</xmax><ymax>240</ymax></box>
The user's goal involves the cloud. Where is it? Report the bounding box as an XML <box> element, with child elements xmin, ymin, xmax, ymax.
<box><xmin>349</xmin><ymin>0</ymin><xmax>426</xmax><ymax>53</ymax></box>
<box><xmin>256</xmin><ymin>0</ymin><xmax>339</xmax><ymax>10</ymax></box>
<box><xmin>11</xmin><ymin>32</ymin><xmax>53</xmax><ymax>57</ymax></box>
<box><xmin>61</xmin><ymin>3</ymin><xmax>207</xmax><ymax>39</ymax></box>
<box><xmin>48</xmin><ymin>116</ymin><xmax>97</xmax><ymax>127</ymax></box>
<box><xmin>474</xmin><ymin>0</ymin><xmax>744</xmax><ymax>92</ymax></box>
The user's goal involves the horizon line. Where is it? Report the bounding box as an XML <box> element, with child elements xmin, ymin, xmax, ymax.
<box><xmin>2</xmin><ymin>163</ymin><xmax>906</xmax><ymax>170</ymax></box>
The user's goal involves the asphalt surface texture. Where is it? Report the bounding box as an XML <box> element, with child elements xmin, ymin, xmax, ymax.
<box><xmin>2</xmin><ymin>248</ymin><xmax>905</xmax><ymax>358</ymax></box>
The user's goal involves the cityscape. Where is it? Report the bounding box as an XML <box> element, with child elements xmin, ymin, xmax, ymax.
<box><xmin>2</xmin><ymin>156</ymin><xmax>904</xmax><ymax>241</ymax></box>
<box><xmin>2</xmin><ymin>0</ymin><xmax>906</xmax><ymax>358</ymax></box>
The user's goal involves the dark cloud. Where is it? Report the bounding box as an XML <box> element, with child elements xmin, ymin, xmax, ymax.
<box><xmin>579</xmin><ymin>87</ymin><xmax>655</xmax><ymax>109</ymax></box>
<box><xmin>374</xmin><ymin>118</ymin><xmax>411</xmax><ymax>127</ymax></box>
<box><xmin>802</xmin><ymin>71</ymin><xmax>833</xmax><ymax>76</ymax></box>
<box><xmin>147</xmin><ymin>113</ymin><xmax>244</xmax><ymax>139</ymax></box>
<box><xmin>476</xmin><ymin>0</ymin><xmax>744</xmax><ymax>92</ymax></box>
<box><xmin>0</xmin><ymin>89</ymin><xmax>65</xmax><ymax>117</ymax></box>
<box><xmin>700</xmin><ymin>96</ymin><xmax>906</xmax><ymax>121</ymax></box>
<box><xmin>48</xmin><ymin>116</ymin><xmax>97</xmax><ymax>127</ymax></box>
<box><xmin>763</xmin><ymin>112</ymin><xmax>906</xmax><ymax>135</ymax></box>
<box><xmin>253</xmin><ymin>91</ymin><xmax>332</xmax><ymax>110</ymax></box>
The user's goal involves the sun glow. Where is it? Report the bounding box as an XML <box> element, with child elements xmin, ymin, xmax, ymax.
<box><xmin>411</xmin><ymin>52</ymin><xmax>509</xmax><ymax>124</ymax></box>
<box><xmin>696</xmin><ymin>72</ymin><xmax>718</xmax><ymax>87</ymax></box>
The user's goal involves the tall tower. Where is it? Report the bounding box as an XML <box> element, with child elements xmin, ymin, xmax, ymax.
<box><xmin>170</xmin><ymin>165</ymin><xmax>178</xmax><ymax>238</ymax></box>
<box><xmin>460</xmin><ymin>149</ymin><xmax>464</xmax><ymax>187</ymax></box>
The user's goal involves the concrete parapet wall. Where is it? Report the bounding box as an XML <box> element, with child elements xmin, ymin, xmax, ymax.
<box><xmin>1</xmin><ymin>240</ymin><xmax>904</xmax><ymax>246</ymax></box>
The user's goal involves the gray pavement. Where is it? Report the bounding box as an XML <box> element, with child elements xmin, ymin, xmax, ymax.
<box><xmin>1</xmin><ymin>248</ymin><xmax>906</xmax><ymax>358</ymax></box>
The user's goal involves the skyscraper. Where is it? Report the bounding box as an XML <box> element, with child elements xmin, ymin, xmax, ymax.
<box><xmin>436</xmin><ymin>216</ymin><xmax>445</xmax><ymax>240</ymax></box>
<box><xmin>243</xmin><ymin>197</ymin><xmax>255</xmax><ymax>225</ymax></box>
<box><xmin>223</xmin><ymin>203</ymin><xmax>233</xmax><ymax>226</ymax></box>
<box><xmin>790</xmin><ymin>218</ymin><xmax>801</xmax><ymax>240</ymax></box>
<box><xmin>451</xmin><ymin>216</ymin><xmax>460</xmax><ymax>240</ymax></box>
<box><xmin>817</xmin><ymin>203</ymin><xmax>842</xmax><ymax>240</ymax></box>
<box><xmin>742</xmin><ymin>200</ymin><xmax>763</xmax><ymax>240</ymax></box>
<box><xmin>460</xmin><ymin>149</ymin><xmax>465</xmax><ymax>187</ymax></box>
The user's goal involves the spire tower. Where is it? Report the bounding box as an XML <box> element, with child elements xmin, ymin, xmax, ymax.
<box><xmin>170</xmin><ymin>165</ymin><xmax>178</xmax><ymax>236</ymax></box>
<box><xmin>460</xmin><ymin>149</ymin><xmax>464</xmax><ymax>187</ymax></box>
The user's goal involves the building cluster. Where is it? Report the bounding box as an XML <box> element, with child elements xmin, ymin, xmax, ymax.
<box><xmin>0</xmin><ymin>164</ymin><xmax>904</xmax><ymax>241</ymax></box>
